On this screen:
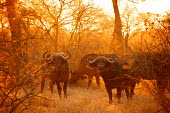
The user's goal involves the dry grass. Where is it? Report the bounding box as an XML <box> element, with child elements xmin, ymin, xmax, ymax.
<box><xmin>21</xmin><ymin>79</ymin><xmax>163</xmax><ymax>113</ymax></box>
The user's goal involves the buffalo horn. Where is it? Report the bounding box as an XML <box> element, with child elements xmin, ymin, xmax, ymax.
<box><xmin>87</xmin><ymin>57</ymin><xmax>96</xmax><ymax>64</ymax></box>
<box><xmin>63</xmin><ymin>51</ymin><xmax>71</xmax><ymax>60</ymax></box>
<box><xmin>43</xmin><ymin>51</ymin><xmax>52</xmax><ymax>62</ymax></box>
<box><xmin>106</xmin><ymin>58</ymin><xmax>115</xmax><ymax>63</ymax></box>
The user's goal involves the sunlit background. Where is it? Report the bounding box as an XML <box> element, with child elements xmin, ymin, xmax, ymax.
<box><xmin>92</xmin><ymin>0</ymin><xmax>170</xmax><ymax>15</ymax></box>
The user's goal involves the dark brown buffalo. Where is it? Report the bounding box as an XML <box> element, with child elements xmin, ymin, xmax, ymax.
<box><xmin>69</xmin><ymin>53</ymin><xmax>118</xmax><ymax>88</ymax></box>
<box><xmin>132</xmin><ymin>52</ymin><xmax>170</xmax><ymax>94</ymax></box>
<box><xmin>40</xmin><ymin>51</ymin><xmax>71</xmax><ymax>98</ymax></box>
<box><xmin>88</xmin><ymin>56</ymin><xmax>136</xmax><ymax>104</ymax></box>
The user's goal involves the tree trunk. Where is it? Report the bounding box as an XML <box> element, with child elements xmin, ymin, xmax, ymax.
<box><xmin>112</xmin><ymin>0</ymin><xmax>123</xmax><ymax>49</ymax></box>
<box><xmin>6</xmin><ymin>0</ymin><xmax>23</xmax><ymax>76</ymax></box>
<box><xmin>7</xmin><ymin>0</ymin><xmax>21</xmax><ymax>41</ymax></box>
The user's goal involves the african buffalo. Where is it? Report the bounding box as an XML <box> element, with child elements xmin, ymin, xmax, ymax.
<box><xmin>40</xmin><ymin>51</ymin><xmax>71</xmax><ymax>98</ymax></box>
<box><xmin>88</xmin><ymin>56</ymin><xmax>136</xmax><ymax>104</ymax></box>
<box><xmin>69</xmin><ymin>53</ymin><xmax>118</xmax><ymax>88</ymax></box>
<box><xmin>132</xmin><ymin>52</ymin><xmax>170</xmax><ymax>94</ymax></box>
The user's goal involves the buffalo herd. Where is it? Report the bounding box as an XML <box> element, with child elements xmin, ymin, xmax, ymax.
<box><xmin>35</xmin><ymin>51</ymin><xmax>170</xmax><ymax>103</ymax></box>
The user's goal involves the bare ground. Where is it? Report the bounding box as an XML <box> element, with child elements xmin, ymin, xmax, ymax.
<box><xmin>23</xmin><ymin>79</ymin><xmax>163</xmax><ymax>113</ymax></box>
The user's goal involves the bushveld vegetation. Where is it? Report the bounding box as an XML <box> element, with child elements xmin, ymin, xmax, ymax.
<box><xmin>0</xmin><ymin>0</ymin><xmax>169</xmax><ymax>113</ymax></box>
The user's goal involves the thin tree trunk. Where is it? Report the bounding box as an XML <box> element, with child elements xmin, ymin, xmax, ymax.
<box><xmin>112</xmin><ymin>0</ymin><xmax>123</xmax><ymax>46</ymax></box>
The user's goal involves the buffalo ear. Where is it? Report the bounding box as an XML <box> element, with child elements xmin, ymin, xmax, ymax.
<box><xmin>61</xmin><ymin>58</ymin><xmax>68</xmax><ymax>64</ymax></box>
<box><xmin>88</xmin><ymin>62</ymin><xmax>97</xmax><ymax>68</ymax></box>
<box><xmin>105</xmin><ymin>61</ymin><xmax>113</xmax><ymax>68</ymax></box>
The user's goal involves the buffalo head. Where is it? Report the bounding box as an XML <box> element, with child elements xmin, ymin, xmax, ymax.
<box><xmin>88</xmin><ymin>56</ymin><xmax>114</xmax><ymax>70</ymax></box>
<box><xmin>43</xmin><ymin>51</ymin><xmax>71</xmax><ymax>67</ymax></box>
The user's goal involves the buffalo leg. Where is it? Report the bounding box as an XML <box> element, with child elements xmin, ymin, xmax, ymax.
<box><xmin>87</xmin><ymin>76</ymin><xmax>93</xmax><ymax>89</ymax></box>
<box><xmin>56</xmin><ymin>82</ymin><xmax>62</xmax><ymax>98</ymax></box>
<box><xmin>130</xmin><ymin>82</ymin><xmax>136</xmax><ymax>99</ymax></box>
<box><xmin>124</xmin><ymin>88</ymin><xmax>130</xmax><ymax>99</ymax></box>
<box><xmin>63</xmin><ymin>81</ymin><xmax>68</xmax><ymax>98</ymax></box>
<box><xmin>117</xmin><ymin>88</ymin><xmax>122</xmax><ymax>102</ymax></box>
<box><xmin>40</xmin><ymin>74</ymin><xmax>46</xmax><ymax>93</ymax></box>
<box><xmin>105</xmin><ymin>86</ymin><xmax>113</xmax><ymax>104</ymax></box>
<box><xmin>95</xmin><ymin>75</ymin><xmax>100</xmax><ymax>87</ymax></box>
<box><xmin>49</xmin><ymin>80</ymin><xmax>54</xmax><ymax>93</ymax></box>
<box><xmin>157</xmin><ymin>80</ymin><xmax>166</xmax><ymax>94</ymax></box>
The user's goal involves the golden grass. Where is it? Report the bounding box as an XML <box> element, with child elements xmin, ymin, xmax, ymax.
<box><xmin>21</xmin><ymin>79</ymin><xmax>162</xmax><ymax>113</ymax></box>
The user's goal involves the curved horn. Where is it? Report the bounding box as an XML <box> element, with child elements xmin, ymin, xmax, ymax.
<box><xmin>87</xmin><ymin>57</ymin><xmax>96</xmax><ymax>64</ymax></box>
<box><xmin>43</xmin><ymin>51</ymin><xmax>53</xmax><ymax>62</ymax></box>
<box><xmin>106</xmin><ymin>58</ymin><xmax>115</xmax><ymax>63</ymax></box>
<box><xmin>63</xmin><ymin>51</ymin><xmax>71</xmax><ymax>60</ymax></box>
<box><xmin>43</xmin><ymin>51</ymin><xmax>50</xmax><ymax>61</ymax></box>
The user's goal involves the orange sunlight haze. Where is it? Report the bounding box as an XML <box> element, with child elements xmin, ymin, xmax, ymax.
<box><xmin>92</xmin><ymin>0</ymin><xmax>170</xmax><ymax>15</ymax></box>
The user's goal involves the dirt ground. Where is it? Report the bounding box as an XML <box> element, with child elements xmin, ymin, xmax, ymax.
<box><xmin>21</xmin><ymin>79</ymin><xmax>164</xmax><ymax>113</ymax></box>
